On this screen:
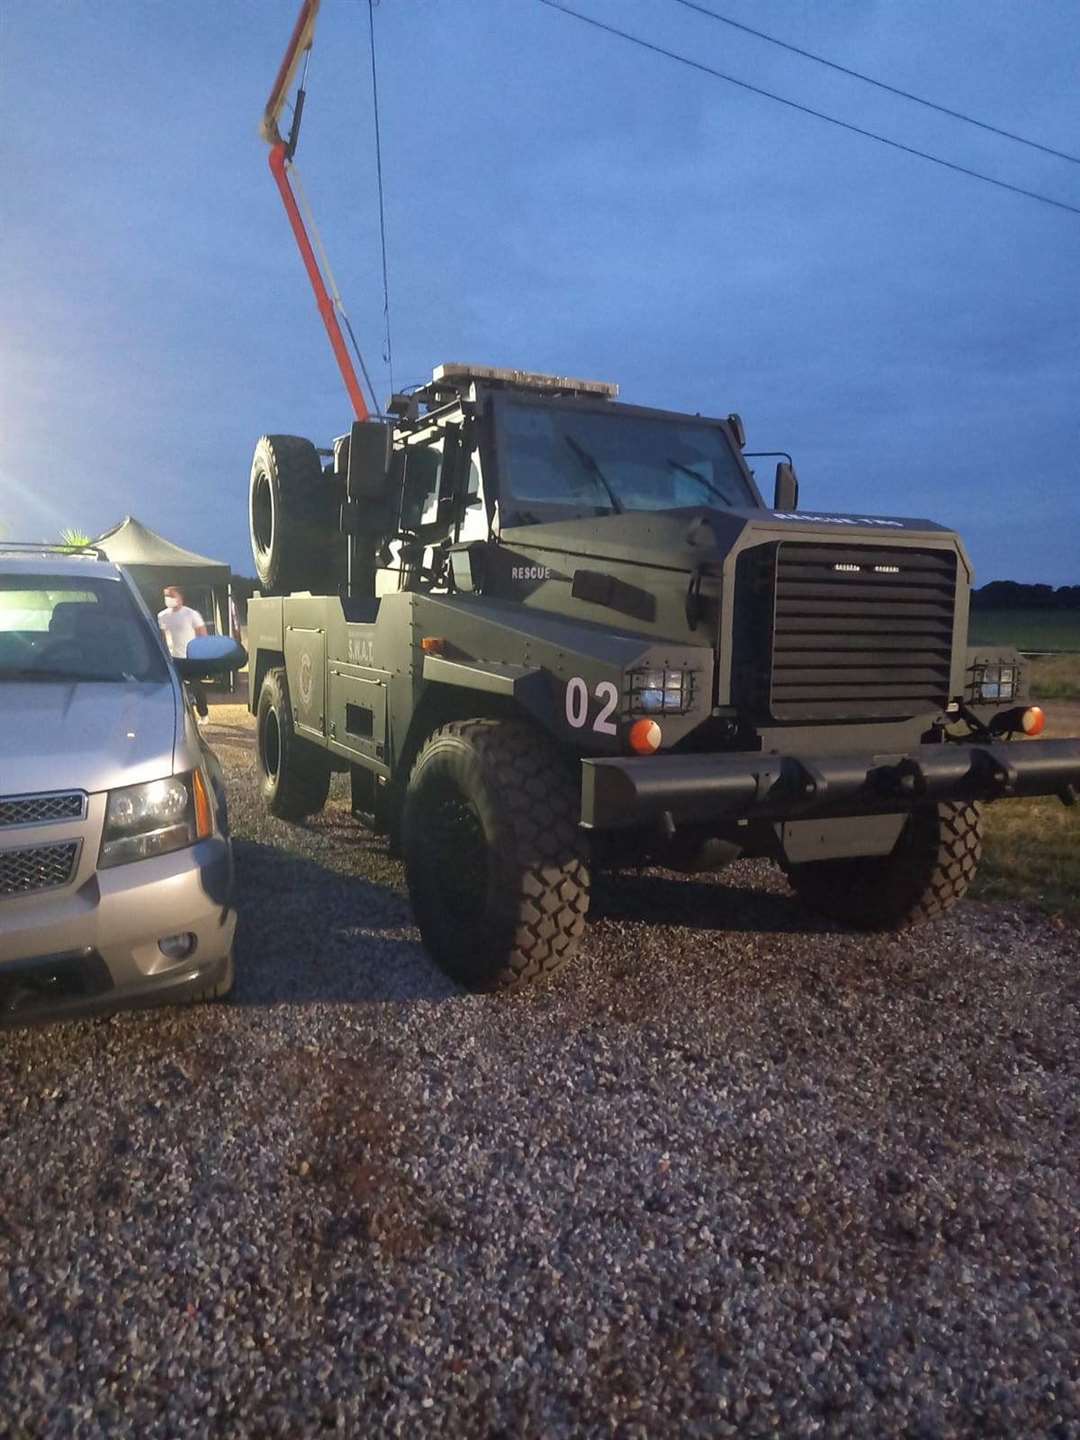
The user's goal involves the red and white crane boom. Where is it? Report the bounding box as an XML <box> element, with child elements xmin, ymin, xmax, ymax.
<box><xmin>260</xmin><ymin>0</ymin><xmax>370</xmax><ymax>421</ymax></box>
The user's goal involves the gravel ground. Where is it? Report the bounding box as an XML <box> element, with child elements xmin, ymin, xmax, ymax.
<box><xmin>1</xmin><ymin>706</ymin><xmax>1078</xmax><ymax>1438</ymax></box>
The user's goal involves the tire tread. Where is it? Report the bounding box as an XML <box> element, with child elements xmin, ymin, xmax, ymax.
<box><xmin>785</xmin><ymin>801</ymin><xmax>983</xmax><ymax>931</ymax></box>
<box><xmin>257</xmin><ymin>668</ymin><xmax>331</xmax><ymax>821</ymax></box>
<box><xmin>404</xmin><ymin>719</ymin><xmax>589</xmax><ymax>991</ymax></box>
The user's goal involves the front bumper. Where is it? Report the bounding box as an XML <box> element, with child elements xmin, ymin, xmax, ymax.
<box><xmin>0</xmin><ymin>836</ymin><xmax>236</xmax><ymax>1024</ymax></box>
<box><xmin>581</xmin><ymin>739</ymin><xmax>1080</xmax><ymax>830</ymax></box>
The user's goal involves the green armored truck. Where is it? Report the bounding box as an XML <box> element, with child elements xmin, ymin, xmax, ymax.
<box><xmin>245</xmin><ymin>363</ymin><xmax>1080</xmax><ymax>990</ymax></box>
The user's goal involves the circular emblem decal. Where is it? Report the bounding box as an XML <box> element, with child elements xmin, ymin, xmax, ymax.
<box><xmin>298</xmin><ymin>651</ymin><xmax>314</xmax><ymax>708</ymax></box>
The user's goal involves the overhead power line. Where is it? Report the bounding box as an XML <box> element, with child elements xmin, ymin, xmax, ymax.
<box><xmin>669</xmin><ymin>0</ymin><xmax>1080</xmax><ymax>166</ymax></box>
<box><xmin>535</xmin><ymin>0</ymin><xmax>1080</xmax><ymax>218</ymax></box>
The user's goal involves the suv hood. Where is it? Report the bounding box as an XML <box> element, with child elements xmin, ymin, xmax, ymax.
<box><xmin>0</xmin><ymin>680</ymin><xmax>179</xmax><ymax>797</ymax></box>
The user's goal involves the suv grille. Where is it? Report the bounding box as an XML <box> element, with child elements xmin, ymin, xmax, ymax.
<box><xmin>769</xmin><ymin>542</ymin><xmax>957</xmax><ymax>721</ymax></box>
<box><xmin>0</xmin><ymin>792</ymin><xmax>86</xmax><ymax>829</ymax></box>
<box><xmin>0</xmin><ymin>842</ymin><xmax>80</xmax><ymax>898</ymax></box>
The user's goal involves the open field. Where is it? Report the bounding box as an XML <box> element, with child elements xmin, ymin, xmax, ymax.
<box><xmin>969</xmin><ymin>607</ymin><xmax>1080</xmax><ymax>653</ymax></box>
<box><xmin>2</xmin><ymin>701</ymin><xmax>1078</xmax><ymax>1435</ymax></box>
<box><xmin>973</xmin><ymin>697</ymin><xmax>1080</xmax><ymax>923</ymax></box>
<box><xmin>1027</xmin><ymin>654</ymin><xmax>1080</xmax><ymax>701</ymax></box>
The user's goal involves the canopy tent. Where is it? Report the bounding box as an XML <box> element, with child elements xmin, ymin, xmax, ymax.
<box><xmin>94</xmin><ymin>515</ymin><xmax>235</xmax><ymax>640</ymax></box>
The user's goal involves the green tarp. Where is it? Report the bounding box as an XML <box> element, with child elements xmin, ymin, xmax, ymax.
<box><xmin>94</xmin><ymin>515</ymin><xmax>232</xmax><ymax>634</ymax></box>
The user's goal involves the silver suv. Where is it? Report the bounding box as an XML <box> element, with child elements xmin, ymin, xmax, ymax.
<box><xmin>0</xmin><ymin>545</ymin><xmax>245</xmax><ymax>1024</ymax></box>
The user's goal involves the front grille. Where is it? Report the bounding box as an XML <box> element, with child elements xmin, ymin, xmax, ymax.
<box><xmin>0</xmin><ymin>791</ymin><xmax>86</xmax><ymax>829</ymax></box>
<box><xmin>768</xmin><ymin>542</ymin><xmax>957</xmax><ymax>721</ymax></box>
<box><xmin>0</xmin><ymin>842</ymin><xmax>80</xmax><ymax>898</ymax></box>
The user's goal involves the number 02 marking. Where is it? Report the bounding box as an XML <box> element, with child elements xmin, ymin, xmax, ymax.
<box><xmin>594</xmin><ymin>681</ymin><xmax>619</xmax><ymax>734</ymax></box>
<box><xmin>565</xmin><ymin>677</ymin><xmax>619</xmax><ymax>735</ymax></box>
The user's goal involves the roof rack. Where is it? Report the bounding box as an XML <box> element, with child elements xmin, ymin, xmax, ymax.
<box><xmin>0</xmin><ymin>541</ymin><xmax>107</xmax><ymax>560</ymax></box>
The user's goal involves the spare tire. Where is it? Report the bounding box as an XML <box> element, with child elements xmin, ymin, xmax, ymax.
<box><xmin>249</xmin><ymin>434</ymin><xmax>344</xmax><ymax>594</ymax></box>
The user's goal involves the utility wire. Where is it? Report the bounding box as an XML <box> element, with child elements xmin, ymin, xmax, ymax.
<box><xmin>669</xmin><ymin>0</ymin><xmax>1080</xmax><ymax>166</ymax></box>
<box><xmin>536</xmin><ymin>0</ymin><xmax>1080</xmax><ymax>218</ymax></box>
<box><xmin>368</xmin><ymin>0</ymin><xmax>395</xmax><ymax>401</ymax></box>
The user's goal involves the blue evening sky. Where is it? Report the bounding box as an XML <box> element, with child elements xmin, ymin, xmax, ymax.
<box><xmin>2</xmin><ymin>0</ymin><xmax>1078</xmax><ymax>583</ymax></box>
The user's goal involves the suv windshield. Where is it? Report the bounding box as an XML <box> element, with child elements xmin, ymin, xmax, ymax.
<box><xmin>0</xmin><ymin>575</ymin><xmax>168</xmax><ymax>683</ymax></box>
<box><xmin>495</xmin><ymin>398</ymin><xmax>758</xmax><ymax>520</ymax></box>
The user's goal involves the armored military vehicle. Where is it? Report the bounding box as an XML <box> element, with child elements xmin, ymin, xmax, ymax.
<box><xmin>246</xmin><ymin>1</ymin><xmax>1079</xmax><ymax>989</ymax></box>
<box><xmin>245</xmin><ymin>362</ymin><xmax>1080</xmax><ymax>989</ymax></box>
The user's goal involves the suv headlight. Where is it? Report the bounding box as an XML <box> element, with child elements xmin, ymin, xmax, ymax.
<box><xmin>99</xmin><ymin>771</ymin><xmax>213</xmax><ymax>869</ymax></box>
<box><xmin>629</xmin><ymin>667</ymin><xmax>695</xmax><ymax>715</ymax></box>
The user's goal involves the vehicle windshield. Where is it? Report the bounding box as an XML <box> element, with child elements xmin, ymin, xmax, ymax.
<box><xmin>0</xmin><ymin>575</ymin><xmax>168</xmax><ymax>683</ymax></box>
<box><xmin>495</xmin><ymin>398</ymin><xmax>758</xmax><ymax>519</ymax></box>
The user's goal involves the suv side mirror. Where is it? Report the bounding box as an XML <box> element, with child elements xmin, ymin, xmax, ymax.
<box><xmin>347</xmin><ymin>419</ymin><xmax>393</xmax><ymax>502</ymax></box>
<box><xmin>774</xmin><ymin>461</ymin><xmax>799</xmax><ymax>511</ymax></box>
<box><xmin>176</xmin><ymin>634</ymin><xmax>247</xmax><ymax>678</ymax></box>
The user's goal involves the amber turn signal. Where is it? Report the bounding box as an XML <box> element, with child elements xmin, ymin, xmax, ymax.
<box><xmin>1021</xmin><ymin>706</ymin><xmax>1046</xmax><ymax>737</ymax></box>
<box><xmin>193</xmin><ymin>768</ymin><xmax>214</xmax><ymax>840</ymax></box>
<box><xmin>628</xmin><ymin>718</ymin><xmax>663</xmax><ymax>755</ymax></box>
<box><xmin>421</xmin><ymin>636</ymin><xmax>447</xmax><ymax>655</ymax></box>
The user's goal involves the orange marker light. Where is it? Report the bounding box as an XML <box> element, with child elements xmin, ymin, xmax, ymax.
<box><xmin>628</xmin><ymin>718</ymin><xmax>663</xmax><ymax>755</ymax></box>
<box><xmin>421</xmin><ymin>636</ymin><xmax>447</xmax><ymax>655</ymax></box>
<box><xmin>1021</xmin><ymin>706</ymin><xmax>1046</xmax><ymax>737</ymax></box>
<box><xmin>193</xmin><ymin>768</ymin><xmax>214</xmax><ymax>839</ymax></box>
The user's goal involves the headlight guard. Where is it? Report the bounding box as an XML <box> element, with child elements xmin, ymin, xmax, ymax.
<box><xmin>629</xmin><ymin>667</ymin><xmax>695</xmax><ymax>716</ymax></box>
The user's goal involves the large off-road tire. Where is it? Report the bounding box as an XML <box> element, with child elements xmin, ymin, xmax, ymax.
<box><xmin>256</xmin><ymin>668</ymin><xmax>331</xmax><ymax>821</ymax></box>
<box><xmin>784</xmin><ymin>801</ymin><xmax>983</xmax><ymax>931</ymax></box>
<box><xmin>249</xmin><ymin>434</ymin><xmax>343</xmax><ymax>594</ymax></box>
<box><xmin>402</xmin><ymin>719</ymin><xmax>590</xmax><ymax>991</ymax></box>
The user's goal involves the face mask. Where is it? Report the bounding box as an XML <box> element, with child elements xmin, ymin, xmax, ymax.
<box><xmin>164</xmin><ymin>596</ymin><xmax>180</xmax><ymax>610</ymax></box>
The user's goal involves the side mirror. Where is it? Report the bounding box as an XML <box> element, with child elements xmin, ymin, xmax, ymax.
<box><xmin>347</xmin><ymin>419</ymin><xmax>393</xmax><ymax>502</ymax></box>
<box><xmin>773</xmin><ymin>461</ymin><xmax>799</xmax><ymax>511</ymax></box>
<box><xmin>176</xmin><ymin>634</ymin><xmax>247</xmax><ymax>678</ymax></box>
<box><xmin>726</xmin><ymin>413</ymin><xmax>746</xmax><ymax>449</ymax></box>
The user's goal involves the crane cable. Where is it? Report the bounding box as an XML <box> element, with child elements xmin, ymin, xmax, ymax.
<box><xmin>287</xmin><ymin>160</ymin><xmax>383</xmax><ymax>414</ymax></box>
<box><xmin>368</xmin><ymin>0</ymin><xmax>395</xmax><ymax>401</ymax></box>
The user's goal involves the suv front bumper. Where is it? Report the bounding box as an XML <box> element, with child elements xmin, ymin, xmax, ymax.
<box><xmin>0</xmin><ymin>836</ymin><xmax>236</xmax><ymax>1024</ymax></box>
<box><xmin>581</xmin><ymin>739</ymin><xmax>1080</xmax><ymax>830</ymax></box>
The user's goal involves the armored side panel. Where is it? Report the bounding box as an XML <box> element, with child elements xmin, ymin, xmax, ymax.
<box><xmin>283</xmin><ymin>625</ymin><xmax>326</xmax><ymax>740</ymax></box>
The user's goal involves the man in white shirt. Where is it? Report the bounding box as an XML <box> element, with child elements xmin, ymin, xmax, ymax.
<box><xmin>158</xmin><ymin>585</ymin><xmax>209</xmax><ymax>718</ymax></box>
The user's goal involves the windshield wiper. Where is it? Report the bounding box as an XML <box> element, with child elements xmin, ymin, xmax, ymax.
<box><xmin>667</xmin><ymin>458</ymin><xmax>734</xmax><ymax>508</ymax></box>
<box><xmin>565</xmin><ymin>436</ymin><xmax>624</xmax><ymax>514</ymax></box>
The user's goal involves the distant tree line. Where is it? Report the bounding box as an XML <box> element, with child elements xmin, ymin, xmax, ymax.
<box><xmin>972</xmin><ymin>581</ymin><xmax>1080</xmax><ymax>610</ymax></box>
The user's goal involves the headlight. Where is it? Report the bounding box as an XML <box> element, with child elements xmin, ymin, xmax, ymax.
<box><xmin>968</xmin><ymin>662</ymin><xmax>1018</xmax><ymax>704</ymax></box>
<box><xmin>99</xmin><ymin>771</ymin><xmax>213</xmax><ymax>868</ymax></box>
<box><xmin>629</xmin><ymin>667</ymin><xmax>694</xmax><ymax>715</ymax></box>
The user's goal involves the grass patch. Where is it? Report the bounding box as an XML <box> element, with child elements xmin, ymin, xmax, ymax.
<box><xmin>969</xmin><ymin>608</ymin><xmax>1080</xmax><ymax>651</ymax></box>
<box><xmin>971</xmin><ymin>704</ymin><xmax>1080</xmax><ymax>923</ymax></box>
<box><xmin>974</xmin><ymin>796</ymin><xmax>1080</xmax><ymax>924</ymax></box>
<box><xmin>1028</xmin><ymin>654</ymin><xmax>1080</xmax><ymax>701</ymax></box>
